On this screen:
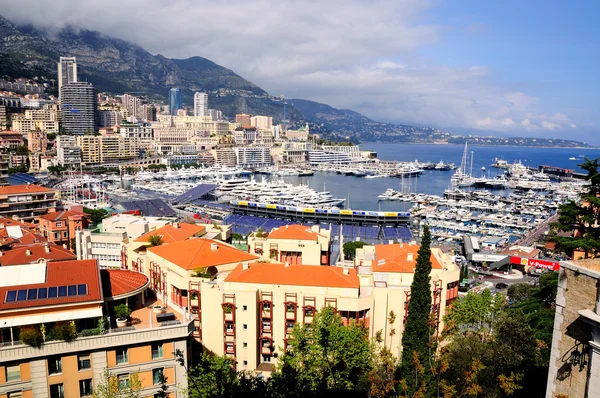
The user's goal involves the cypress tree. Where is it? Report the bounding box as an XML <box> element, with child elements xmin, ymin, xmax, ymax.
<box><xmin>399</xmin><ymin>224</ymin><xmax>434</xmax><ymax>388</ymax></box>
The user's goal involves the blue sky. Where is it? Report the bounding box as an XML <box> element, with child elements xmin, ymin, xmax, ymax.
<box><xmin>3</xmin><ymin>0</ymin><xmax>598</xmax><ymax>143</ymax></box>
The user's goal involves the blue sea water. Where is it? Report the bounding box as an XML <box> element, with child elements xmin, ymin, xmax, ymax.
<box><xmin>261</xmin><ymin>143</ymin><xmax>600</xmax><ymax>211</ymax></box>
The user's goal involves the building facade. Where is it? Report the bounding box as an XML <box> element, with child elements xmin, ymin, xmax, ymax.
<box><xmin>0</xmin><ymin>185</ymin><xmax>56</xmax><ymax>220</ymax></box>
<box><xmin>11</xmin><ymin>107</ymin><xmax>59</xmax><ymax>136</ymax></box>
<box><xmin>56</xmin><ymin>136</ymin><xmax>82</xmax><ymax>167</ymax></box>
<box><xmin>27</xmin><ymin>130</ymin><xmax>48</xmax><ymax>154</ymax></box>
<box><xmin>234</xmin><ymin>147</ymin><xmax>272</xmax><ymax>168</ymax></box>
<box><xmin>36</xmin><ymin>210</ymin><xmax>89</xmax><ymax>249</ymax></box>
<box><xmin>169</xmin><ymin>89</ymin><xmax>182</xmax><ymax>116</ymax></box>
<box><xmin>193</xmin><ymin>92</ymin><xmax>208</xmax><ymax>117</ymax></box>
<box><xmin>250</xmin><ymin>116</ymin><xmax>273</xmax><ymax>130</ymax></box>
<box><xmin>60</xmin><ymin>83</ymin><xmax>98</xmax><ymax>135</ymax></box>
<box><xmin>76</xmin><ymin>135</ymin><xmax>140</xmax><ymax>165</ymax></box>
<box><xmin>57</xmin><ymin>57</ymin><xmax>78</xmax><ymax>95</ymax></box>
<box><xmin>235</xmin><ymin>114</ymin><xmax>251</xmax><ymax>127</ymax></box>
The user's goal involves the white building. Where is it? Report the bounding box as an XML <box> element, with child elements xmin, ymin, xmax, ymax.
<box><xmin>208</xmin><ymin>109</ymin><xmax>222</xmax><ymax>121</ymax></box>
<box><xmin>100</xmin><ymin>214</ymin><xmax>175</xmax><ymax>239</ymax></box>
<box><xmin>194</xmin><ymin>92</ymin><xmax>208</xmax><ymax>117</ymax></box>
<box><xmin>322</xmin><ymin>145</ymin><xmax>361</xmax><ymax>158</ymax></box>
<box><xmin>309</xmin><ymin>150</ymin><xmax>353</xmax><ymax>165</ymax></box>
<box><xmin>250</xmin><ymin>115</ymin><xmax>273</xmax><ymax>130</ymax></box>
<box><xmin>75</xmin><ymin>230</ymin><xmax>126</xmax><ymax>268</ymax></box>
<box><xmin>98</xmin><ymin>110</ymin><xmax>122</xmax><ymax>127</ymax></box>
<box><xmin>56</xmin><ymin>135</ymin><xmax>82</xmax><ymax>167</ymax></box>
<box><xmin>234</xmin><ymin>147</ymin><xmax>272</xmax><ymax>168</ymax></box>
<box><xmin>57</xmin><ymin>57</ymin><xmax>77</xmax><ymax>95</ymax></box>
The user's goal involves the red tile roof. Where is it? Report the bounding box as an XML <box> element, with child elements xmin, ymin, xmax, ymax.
<box><xmin>0</xmin><ymin>243</ymin><xmax>76</xmax><ymax>266</ymax></box>
<box><xmin>148</xmin><ymin>239</ymin><xmax>258</xmax><ymax>270</ymax></box>
<box><xmin>0</xmin><ymin>259</ymin><xmax>102</xmax><ymax>311</ymax></box>
<box><xmin>1</xmin><ymin>230</ymin><xmax>48</xmax><ymax>248</ymax></box>
<box><xmin>0</xmin><ymin>217</ymin><xmax>35</xmax><ymax>229</ymax></box>
<box><xmin>37</xmin><ymin>210</ymin><xmax>88</xmax><ymax>221</ymax></box>
<box><xmin>266</xmin><ymin>224</ymin><xmax>323</xmax><ymax>241</ymax></box>
<box><xmin>0</xmin><ymin>184</ymin><xmax>54</xmax><ymax>195</ymax></box>
<box><xmin>372</xmin><ymin>244</ymin><xmax>442</xmax><ymax>273</ymax></box>
<box><xmin>134</xmin><ymin>223</ymin><xmax>205</xmax><ymax>243</ymax></box>
<box><xmin>100</xmin><ymin>269</ymin><xmax>149</xmax><ymax>299</ymax></box>
<box><xmin>225</xmin><ymin>262</ymin><xmax>359</xmax><ymax>288</ymax></box>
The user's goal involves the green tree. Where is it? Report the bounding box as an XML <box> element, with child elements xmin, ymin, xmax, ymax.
<box><xmin>271</xmin><ymin>306</ymin><xmax>372</xmax><ymax>397</ymax></box>
<box><xmin>551</xmin><ymin>157</ymin><xmax>600</xmax><ymax>257</ymax></box>
<box><xmin>84</xmin><ymin>207</ymin><xmax>109</xmax><ymax>225</ymax></box>
<box><xmin>184</xmin><ymin>351</ymin><xmax>240</xmax><ymax>398</ymax></box>
<box><xmin>342</xmin><ymin>241</ymin><xmax>366</xmax><ymax>260</ymax></box>
<box><xmin>92</xmin><ymin>368</ymin><xmax>142</xmax><ymax>398</ymax></box>
<box><xmin>445</xmin><ymin>289</ymin><xmax>504</xmax><ymax>341</ymax></box>
<box><xmin>148</xmin><ymin>234</ymin><xmax>163</xmax><ymax>247</ymax></box>
<box><xmin>507</xmin><ymin>283</ymin><xmax>535</xmax><ymax>303</ymax></box>
<box><xmin>399</xmin><ymin>224</ymin><xmax>434</xmax><ymax>391</ymax></box>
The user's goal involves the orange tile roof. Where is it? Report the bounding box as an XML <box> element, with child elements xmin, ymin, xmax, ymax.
<box><xmin>1</xmin><ymin>230</ymin><xmax>47</xmax><ymax>248</ymax></box>
<box><xmin>100</xmin><ymin>269</ymin><xmax>149</xmax><ymax>298</ymax></box>
<box><xmin>134</xmin><ymin>223</ymin><xmax>205</xmax><ymax>243</ymax></box>
<box><xmin>225</xmin><ymin>262</ymin><xmax>359</xmax><ymax>288</ymax></box>
<box><xmin>37</xmin><ymin>210</ymin><xmax>88</xmax><ymax>221</ymax></box>
<box><xmin>267</xmin><ymin>224</ymin><xmax>322</xmax><ymax>241</ymax></box>
<box><xmin>0</xmin><ymin>184</ymin><xmax>54</xmax><ymax>195</ymax></box>
<box><xmin>148</xmin><ymin>239</ymin><xmax>258</xmax><ymax>270</ymax></box>
<box><xmin>0</xmin><ymin>243</ymin><xmax>76</xmax><ymax>266</ymax></box>
<box><xmin>372</xmin><ymin>244</ymin><xmax>442</xmax><ymax>273</ymax></box>
<box><xmin>0</xmin><ymin>259</ymin><xmax>102</xmax><ymax>311</ymax></box>
<box><xmin>0</xmin><ymin>217</ymin><xmax>35</xmax><ymax>229</ymax></box>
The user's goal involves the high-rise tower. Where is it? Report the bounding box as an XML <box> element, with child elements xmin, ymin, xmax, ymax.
<box><xmin>169</xmin><ymin>88</ymin><xmax>182</xmax><ymax>116</ymax></box>
<box><xmin>57</xmin><ymin>57</ymin><xmax>78</xmax><ymax>98</ymax></box>
<box><xmin>193</xmin><ymin>92</ymin><xmax>208</xmax><ymax>117</ymax></box>
<box><xmin>60</xmin><ymin>82</ymin><xmax>98</xmax><ymax>135</ymax></box>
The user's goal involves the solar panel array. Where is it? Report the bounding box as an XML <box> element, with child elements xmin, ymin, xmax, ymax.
<box><xmin>120</xmin><ymin>199</ymin><xmax>177</xmax><ymax>217</ymax></box>
<box><xmin>4</xmin><ymin>284</ymin><xmax>88</xmax><ymax>303</ymax></box>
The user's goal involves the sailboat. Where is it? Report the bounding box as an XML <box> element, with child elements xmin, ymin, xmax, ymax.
<box><xmin>451</xmin><ymin>142</ymin><xmax>473</xmax><ymax>187</ymax></box>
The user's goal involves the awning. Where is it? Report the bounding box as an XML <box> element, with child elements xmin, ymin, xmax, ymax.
<box><xmin>0</xmin><ymin>306</ymin><xmax>103</xmax><ymax>328</ymax></box>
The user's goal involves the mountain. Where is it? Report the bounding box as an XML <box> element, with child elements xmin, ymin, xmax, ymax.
<box><xmin>0</xmin><ymin>14</ymin><xmax>592</xmax><ymax>147</ymax></box>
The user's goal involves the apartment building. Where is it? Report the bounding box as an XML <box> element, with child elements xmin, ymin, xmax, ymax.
<box><xmin>0</xmin><ymin>259</ymin><xmax>192</xmax><ymax>398</ymax></box>
<box><xmin>119</xmin><ymin>123</ymin><xmax>154</xmax><ymax>152</ymax></box>
<box><xmin>100</xmin><ymin>214</ymin><xmax>176</xmax><ymax>239</ymax></box>
<box><xmin>250</xmin><ymin>116</ymin><xmax>272</xmax><ymax>130</ymax></box>
<box><xmin>11</xmin><ymin>107</ymin><xmax>59</xmax><ymax>136</ymax></box>
<box><xmin>0</xmin><ymin>243</ymin><xmax>76</xmax><ymax>266</ymax></box>
<box><xmin>247</xmin><ymin>224</ymin><xmax>331</xmax><ymax>265</ymax></box>
<box><xmin>233</xmin><ymin>127</ymin><xmax>259</xmax><ymax>146</ymax></box>
<box><xmin>235</xmin><ymin>114</ymin><xmax>251</xmax><ymax>127</ymax></box>
<box><xmin>234</xmin><ymin>147</ymin><xmax>272</xmax><ymax>168</ymax></box>
<box><xmin>27</xmin><ymin>130</ymin><xmax>48</xmax><ymax>154</ymax></box>
<box><xmin>196</xmin><ymin>241</ymin><xmax>459</xmax><ymax>373</ymax></box>
<box><xmin>0</xmin><ymin>185</ymin><xmax>56</xmax><ymax>221</ymax></box>
<box><xmin>56</xmin><ymin>136</ymin><xmax>82</xmax><ymax>168</ymax></box>
<box><xmin>98</xmin><ymin>110</ymin><xmax>122</xmax><ymax>128</ymax></box>
<box><xmin>211</xmin><ymin>148</ymin><xmax>236</xmax><ymax>166</ymax></box>
<box><xmin>76</xmin><ymin>135</ymin><xmax>140</xmax><ymax>165</ymax></box>
<box><xmin>36</xmin><ymin>210</ymin><xmax>90</xmax><ymax>249</ymax></box>
<box><xmin>0</xmin><ymin>131</ymin><xmax>24</xmax><ymax>149</ymax></box>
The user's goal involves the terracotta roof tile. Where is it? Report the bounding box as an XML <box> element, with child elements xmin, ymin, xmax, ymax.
<box><xmin>0</xmin><ymin>217</ymin><xmax>35</xmax><ymax>229</ymax></box>
<box><xmin>0</xmin><ymin>259</ymin><xmax>102</xmax><ymax>311</ymax></box>
<box><xmin>100</xmin><ymin>269</ymin><xmax>149</xmax><ymax>298</ymax></box>
<box><xmin>37</xmin><ymin>210</ymin><xmax>88</xmax><ymax>221</ymax></box>
<box><xmin>148</xmin><ymin>239</ymin><xmax>258</xmax><ymax>270</ymax></box>
<box><xmin>0</xmin><ymin>243</ymin><xmax>76</xmax><ymax>266</ymax></box>
<box><xmin>0</xmin><ymin>184</ymin><xmax>54</xmax><ymax>195</ymax></box>
<box><xmin>372</xmin><ymin>244</ymin><xmax>442</xmax><ymax>273</ymax></box>
<box><xmin>225</xmin><ymin>262</ymin><xmax>359</xmax><ymax>288</ymax></box>
<box><xmin>134</xmin><ymin>223</ymin><xmax>205</xmax><ymax>243</ymax></box>
<box><xmin>267</xmin><ymin>225</ymin><xmax>321</xmax><ymax>241</ymax></box>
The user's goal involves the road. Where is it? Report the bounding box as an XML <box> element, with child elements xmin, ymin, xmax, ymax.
<box><xmin>514</xmin><ymin>213</ymin><xmax>559</xmax><ymax>247</ymax></box>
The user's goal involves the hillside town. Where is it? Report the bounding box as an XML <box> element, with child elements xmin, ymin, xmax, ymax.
<box><xmin>0</xmin><ymin>53</ymin><xmax>599</xmax><ymax>398</ymax></box>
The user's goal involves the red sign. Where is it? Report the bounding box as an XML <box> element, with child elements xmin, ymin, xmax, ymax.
<box><xmin>510</xmin><ymin>256</ymin><xmax>560</xmax><ymax>271</ymax></box>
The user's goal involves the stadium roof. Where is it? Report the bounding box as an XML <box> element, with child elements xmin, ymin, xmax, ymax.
<box><xmin>120</xmin><ymin>199</ymin><xmax>177</xmax><ymax>217</ymax></box>
<box><xmin>6</xmin><ymin>173</ymin><xmax>39</xmax><ymax>186</ymax></box>
<box><xmin>173</xmin><ymin>184</ymin><xmax>217</xmax><ymax>204</ymax></box>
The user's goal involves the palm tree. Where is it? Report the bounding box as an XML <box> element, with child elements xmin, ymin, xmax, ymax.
<box><xmin>148</xmin><ymin>234</ymin><xmax>163</xmax><ymax>247</ymax></box>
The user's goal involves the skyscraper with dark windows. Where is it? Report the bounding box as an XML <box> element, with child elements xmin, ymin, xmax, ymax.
<box><xmin>60</xmin><ymin>82</ymin><xmax>98</xmax><ymax>135</ymax></box>
<box><xmin>57</xmin><ymin>57</ymin><xmax>78</xmax><ymax>99</ymax></box>
<box><xmin>169</xmin><ymin>88</ymin><xmax>182</xmax><ymax>116</ymax></box>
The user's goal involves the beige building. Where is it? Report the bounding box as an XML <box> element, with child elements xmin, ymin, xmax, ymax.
<box><xmin>285</xmin><ymin>124</ymin><xmax>309</xmax><ymax>141</ymax></box>
<box><xmin>76</xmin><ymin>135</ymin><xmax>140</xmax><ymax>165</ymax></box>
<box><xmin>27</xmin><ymin>130</ymin><xmax>48</xmax><ymax>153</ymax></box>
<box><xmin>546</xmin><ymin>260</ymin><xmax>600</xmax><ymax>398</ymax></box>
<box><xmin>247</xmin><ymin>224</ymin><xmax>331</xmax><ymax>265</ymax></box>
<box><xmin>250</xmin><ymin>116</ymin><xmax>273</xmax><ymax>130</ymax></box>
<box><xmin>211</xmin><ymin>148</ymin><xmax>237</xmax><ymax>166</ymax></box>
<box><xmin>10</xmin><ymin>106</ymin><xmax>59</xmax><ymax>135</ymax></box>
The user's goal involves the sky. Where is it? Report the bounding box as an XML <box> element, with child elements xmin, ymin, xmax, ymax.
<box><xmin>1</xmin><ymin>0</ymin><xmax>599</xmax><ymax>143</ymax></box>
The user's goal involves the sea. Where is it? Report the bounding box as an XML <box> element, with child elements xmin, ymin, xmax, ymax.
<box><xmin>255</xmin><ymin>143</ymin><xmax>600</xmax><ymax>211</ymax></box>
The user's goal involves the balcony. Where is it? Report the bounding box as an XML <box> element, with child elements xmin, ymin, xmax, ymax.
<box><xmin>0</xmin><ymin>299</ymin><xmax>193</xmax><ymax>362</ymax></box>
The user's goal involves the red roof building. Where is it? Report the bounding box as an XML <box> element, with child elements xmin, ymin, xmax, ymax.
<box><xmin>0</xmin><ymin>243</ymin><xmax>76</xmax><ymax>266</ymax></box>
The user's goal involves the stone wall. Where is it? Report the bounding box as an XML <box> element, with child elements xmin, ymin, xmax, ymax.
<box><xmin>547</xmin><ymin>266</ymin><xmax>599</xmax><ymax>397</ymax></box>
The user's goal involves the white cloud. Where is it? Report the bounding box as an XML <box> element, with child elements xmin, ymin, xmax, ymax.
<box><xmin>0</xmin><ymin>0</ymin><xmax>582</xmax><ymax>138</ymax></box>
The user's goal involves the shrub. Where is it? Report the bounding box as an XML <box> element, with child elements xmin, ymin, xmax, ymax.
<box><xmin>223</xmin><ymin>304</ymin><xmax>233</xmax><ymax>314</ymax></box>
<box><xmin>52</xmin><ymin>321</ymin><xmax>77</xmax><ymax>342</ymax></box>
<box><xmin>20</xmin><ymin>326</ymin><xmax>43</xmax><ymax>347</ymax></box>
<box><xmin>114</xmin><ymin>304</ymin><xmax>131</xmax><ymax>320</ymax></box>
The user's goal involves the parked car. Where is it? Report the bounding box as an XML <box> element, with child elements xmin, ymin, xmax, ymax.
<box><xmin>495</xmin><ymin>282</ymin><xmax>509</xmax><ymax>290</ymax></box>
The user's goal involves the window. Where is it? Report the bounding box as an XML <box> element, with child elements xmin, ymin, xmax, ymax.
<box><xmin>262</xmin><ymin>355</ymin><xmax>272</xmax><ymax>363</ymax></box>
<box><xmin>116</xmin><ymin>347</ymin><xmax>128</xmax><ymax>364</ymax></box>
<box><xmin>118</xmin><ymin>374</ymin><xmax>129</xmax><ymax>390</ymax></box>
<box><xmin>152</xmin><ymin>368</ymin><xmax>164</xmax><ymax>385</ymax></box>
<box><xmin>48</xmin><ymin>357</ymin><xmax>62</xmax><ymax>374</ymax></box>
<box><xmin>152</xmin><ymin>343</ymin><xmax>163</xmax><ymax>359</ymax></box>
<box><xmin>80</xmin><ymin>379</ymin><xmax>93</xmax><ymax>396</ymax></box>
<box><xmin>8</xmin><ymin>392</ymin><xmax>22</xmax><ymax>398</ymax></box>
<box><xmin>50</xmin><ymin>383</ymin><xmax>64</xmax><ymax>398</ymax></box>
<box><xmin>6</xmin><ymin>365</ymin><xmax>20</xmax><ymax>381</ymax></box>
<box><xmin>56</xmin><ymin>222</ymin><xmax>63</xmax><ymax>227</ymax></box>
<box><xmin>78</xmin><ymin>355</ymin><xmax>91</xmax><ymax>370</ymax></box>
<box><xmin>243</xmin><ymin>305</ymin><xmax>247</xmax><ymax>311</ymax></box>
<box><xmin>225</xmin><ymin>323</ymin><xmax>233</xmax><ymax>331</ymax></box>
<box><xmin>262</xmin><ymin>302</ymin><xmax>271</xmax><ymax>311</ymax></box>
<box><xmin>243</xmin><ymin>324</ymin><xmax>248</xmax><ymax>330</ymax></box>
<box><xmin>225</xmin><ymin>342</ymin><xmax>234</xmax><ymax>352</ymax></box>
<box><xmin>286</xmin><ymin>322</ymin><xmax>294</xmax><ymax>332</ymax></box>
<box><xmin>243</xmin><ymin>360</ymin><xmax>248</xmax><ymax>366</ymax></box>
<box><xmin>243</xmin><ymin>342</ymin><xmax>248</xmax><ymax>348</ymax></box>
<box><xmin>262</xmin><ymin>321</ymin><xmax>271</xmax><ymax>331</ymax></box>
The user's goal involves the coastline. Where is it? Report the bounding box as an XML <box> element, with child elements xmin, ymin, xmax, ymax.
<box><xmin>360</xmin><ymin>141</ymin><xmax>598</xmax><ymax>150</ymax></box>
